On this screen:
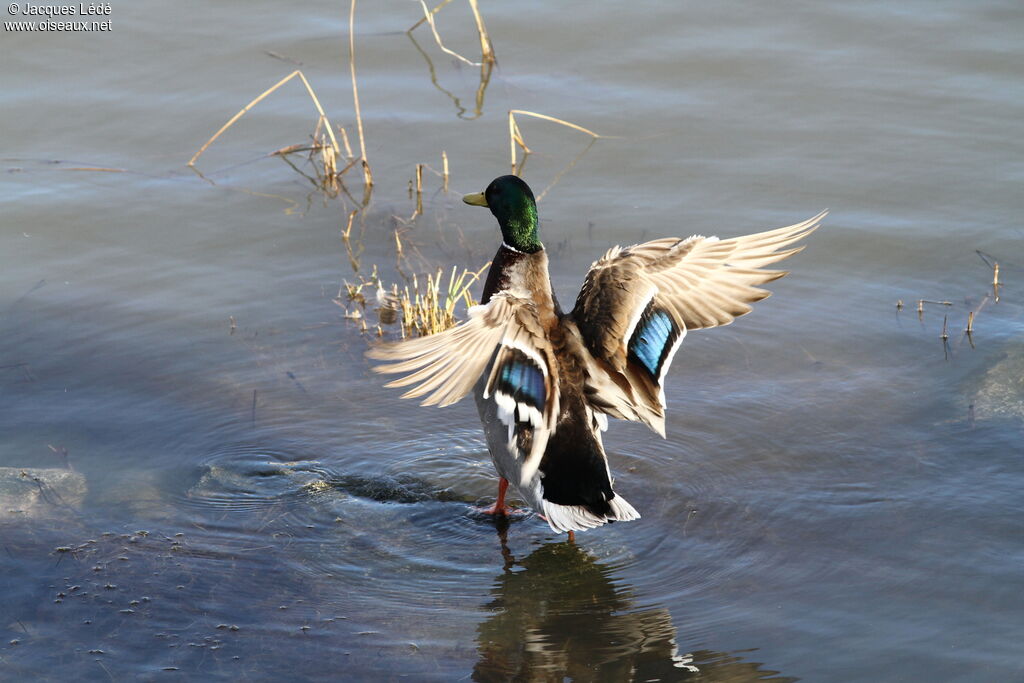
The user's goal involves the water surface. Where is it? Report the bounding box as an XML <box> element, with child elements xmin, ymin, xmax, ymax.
<box><xmin>2</xmin><ymin>0</ymin><xmax>1023</xmax><ymax>680</ymax></box>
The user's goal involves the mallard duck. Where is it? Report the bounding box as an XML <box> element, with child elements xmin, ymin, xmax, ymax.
<box><xmin>368</xmin><ymin>175</ymin><xmax>824</xmax><ymax>535</ymax></box>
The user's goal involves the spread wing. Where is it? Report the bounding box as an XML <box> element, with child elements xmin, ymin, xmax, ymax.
<box><xmin>571</xmin><ymin>210</ymin><xmax>825</xmax><ymax>435</ymax></box>
<box><xmin>367</xmin><ymin>292</ymin><xmax>560</xmax><ymax>484</ymax></box>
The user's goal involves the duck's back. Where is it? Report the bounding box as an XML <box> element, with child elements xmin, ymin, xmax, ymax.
<box><xmin>473</xmin><ymin>245</ymin><xmax>638</xmax><ymax>530</ymax></box>
<box><xmin>474</xmin><ymin>243</ymin><xmax>559</xmax><ymax>496</ymax></box>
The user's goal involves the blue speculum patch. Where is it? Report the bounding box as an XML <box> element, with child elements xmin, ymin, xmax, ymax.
<box><xmin>629</xmin><ymin>309</ymin><xmax>677</xmax><ymax>378</ymax></box>
<box><xmin>497</xmin><ymin>353</ymin><xmax>545</xmax><ymax>410</ymax></box>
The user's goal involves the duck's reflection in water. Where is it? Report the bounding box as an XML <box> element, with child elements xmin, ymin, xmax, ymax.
<box><xmin>473</xmin><ymin>527</ymin><xmax>793</xmax><ymax>682</ymax></box>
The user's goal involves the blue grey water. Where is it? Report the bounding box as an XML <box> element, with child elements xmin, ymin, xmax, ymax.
<box><xmin>1</xmin><ymin>0</ymin><xmax>1022</xmax><ymax>680</ymax></box>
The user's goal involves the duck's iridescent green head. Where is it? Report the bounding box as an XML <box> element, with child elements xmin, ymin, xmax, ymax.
<box><xmin>463</xmin><ymin>175</ymin><xmax>541</xmax><ymax>253</ymax></box>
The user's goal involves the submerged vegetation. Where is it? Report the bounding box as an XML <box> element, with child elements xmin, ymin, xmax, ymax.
<box><xmin>897</xmin><ymin>250</ymin><xmax>1011</xmax><ymax>358</ymax></box>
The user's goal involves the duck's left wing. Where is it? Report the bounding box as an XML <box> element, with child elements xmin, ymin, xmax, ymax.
<box><xmin>367</xmin><ymin>292</ymin><xmax>560</xmax><ymax>484</ymax></box>
<box><xmin>570</xmin><ymin>211</ymin><xmax>825</xmax><ymax>435</ymax></box>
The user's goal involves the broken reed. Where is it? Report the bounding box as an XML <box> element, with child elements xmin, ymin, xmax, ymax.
<box><xmin>189</xmin><ymin>70</ymin><xmax>341</xmax><ymax>168</ymax></box>
<box><xmin>507</xmin><ymin>109</ymin><xmax>602</xmax><ymax>176</ymax></box>
<box><xmin>410</xmin><ymin>0</ymin><xmax>495</xmax><ymax>67</ymax></box>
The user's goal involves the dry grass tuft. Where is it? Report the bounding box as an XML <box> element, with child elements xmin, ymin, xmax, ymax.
<box><xmin>338</xmin><ymin>263</ymin><xmax>489</xmax><ymax>338</ymax></box>
<box><xmin>397</xmin><ymin>264</ymin><xmax>488</xmax><ymax>337</ymax></box>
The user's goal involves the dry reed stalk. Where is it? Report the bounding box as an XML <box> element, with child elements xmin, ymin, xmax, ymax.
<box><xmin>416</xmin><ymin>0</ymin><xmax>482</xmax><ymax>66</ymax></box>
<box><xmin>507</xmin><ymin>109</ymin><xmax>602</xmax><ymax>174</ymax></box>
<box><xmin>188</xmin><ymin>70</ymin><xmax>340</xmax><ymax>167</ymax></box>
<box><xmin>341</xmin><ymin>209</ymin><xmax>362</xmax><ymax>271</ymax></box>
<box><xmin>314</xmin><ymin>115</ymin><xmax>340</xmax><ymax>194</ymax></box>
<box><xmin>967</xmin><ymin>311</ymin><xmax>974</xmax><ymax>333</ymax></box>
<box><xmin>940</xmin><ymin>315</ymin><xmax>949</xmax><ymax>340</ymax></box>
<box><xmin>406</xmin><ymin>22</ymin><xmax>493</xmax><ymax>120</ymax></box>
<box><xmin>467</xmin><ymin>0</ymin><xmax>495</xmax><ymax>64</ymax></box>
<box><xmin>916</xmin><ymin>298</ymin><xmax>952</xmax><ymax>321</ymax></box>
<box><xmin>270</xmin><ymin>143</ymin><xmax>310</xmax><ymax>156</ymax></box>
<box><xmin>338</xmin><ymin>126</ymin><xmax>354</xmax><ymax>159</ymax></box>
<box><xmin>508</xmin><ymin>113</ymin><xmax>530</xmax><ymax>172</ymax></box>
<box><xmin>410</xmin><ymin>0</ymin><xmax>494</xmax><ymax>67</ymax></box>
<box><xmin>413</xmin><ymin>163</ymin><xmax>424</xmax><ymax>218</ymax></box>
<box><xmin>394</xmin><ymin>229</ymin><xmax>405</xmax><ymax>262</ymax></box>
<box><xmin>342</xmin><ymin>209</ymin><xmax>358</xmax><ymax>241</ymax></box>
<box><xmin>269</xmin><ymin>117</ymin><xmax>349</xmax><ymax>195</ymax></box>
<box><xmin>442</xmin><ymin>150</ymin><xmax>449</xmax><ymax>192</ymax></box>
<box><xmin>276</xmin><ymin>147</ymin><xmax>320</xmax><ymax>187</ymax></box>
<box><xmin>348</xmin><ymin>0</ymin><xmax>372</xmax><ymax>189</ymax></box>
<box><xmin>408</xmin><ymin>0</ymin><xmax>454</xmax><ymax>31</ymax></box>
<box><xmin>336</xmin><ymin>156</ymin><xmax>361</xmax><ymax>178</ymax></box>
<box><xmin>474</xmin><ymin>60</ymin><xmax>493</xmax><ymax>116</ymax></box>
<box><xmin>63</xmin><ymin>167</ymin><xmax>126</xmax><ymax>173</ymax></box>
<box><xmin>322</xmin><ymin>148</ymin><xmax>338</xmax><ymax>191</ymax></box>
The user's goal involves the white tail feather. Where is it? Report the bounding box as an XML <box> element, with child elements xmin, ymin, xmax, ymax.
<box><xmin>542</xmin><ymin>500</ymin><xmax>605</xmax><ymax>532</ymax></box>
<box><xmin>541</xmin><ymin>494</ymin><xmax>641</xmax><ymax>533</ymax></box>
<box><xmin>608</xmin><ymin>494</ymin><xmax>641</xmax><ymax>521</ymax></box>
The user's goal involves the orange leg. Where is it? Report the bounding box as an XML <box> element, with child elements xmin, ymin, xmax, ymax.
<box><xmin>478</xmin><ymin>477</ymin><xmax>511</xmax><ymax>516</ymax></box>
<box><xmin>567</xmin><ymin>530</ymin><xmax>575</xmax><ymax>542</ymax></box>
